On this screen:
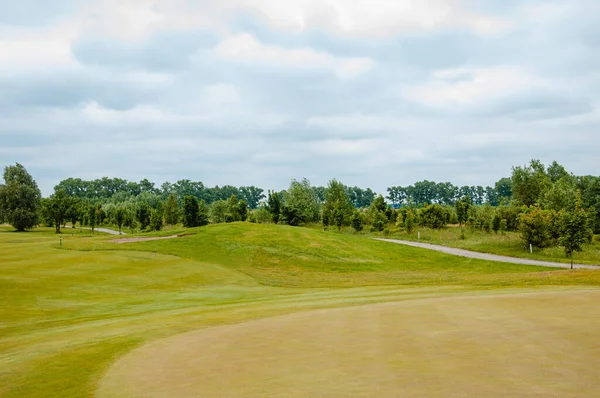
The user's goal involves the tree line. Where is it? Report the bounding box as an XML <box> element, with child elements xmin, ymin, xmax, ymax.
<box><xmin>1</xmin><ymin>160</ymin><xmax>598</xmax><ymax>265</ymax></box>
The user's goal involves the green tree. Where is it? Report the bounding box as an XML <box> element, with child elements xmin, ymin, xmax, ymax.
<box><xmin>149</xmin><ymin>203</ymin><xmax>163</xmax><ymax>231</ymax></box>
<box><xmin>455</xmin><ymin>196</ymin><xmax>470</xmax><ymax>226</ymax></box>
<box><xmin>210</xmin><ymin>200</ymin><xmax>228</xmax><ymax>224</ymax></box>
<box><xmin>351</xmin><ymin>210</ymin><xmax>364</xmax><ymax>232</ymax></box>
<box><xmin>198</xmin><ymin>200</ymin><xmax>209</xmax><ymax>226</ymax></box>
<box><xmin>238</xmin><ymin>199</ymin><xmax>248</xmax><ymax>222</ymax></box>
<box><xmin>114</xmin><ymin>207</ymin><xmax>127</xmax><ymax>234</ymax></box>
<box><xmin>266</xmin><ymin>190</ymin><xmax>282</xmax><ymax>224</ymax></box>
<box><xmin>511</xmin><ymin>159</ymin><xmax>552</xmax><ymax>207</ymax></box>
<box><xmin>282</xmin><ymin>178</ymin><xmax>320</xmax><ymax>226</ymax></box>
<box><xmin>163</xmin><ymin>194</ymin><xmax>179</xmax><ymax>225</ymax></box>
<box><xmin>87</xmin><ymin>204</ymin><xmax>98</xmax><ymax>233</ymax></box>
<box><xmin>323</xmin><ymin>179</ymin><xmax>354</xmax><ymax>229</ymax></box>
<box><xmin>518</xmin><ymin>205</ymin><xmax>554</xmax><ymax>248</ymax></box>
<box><xmin>559</xmin><ymin>196</ymin><xmax>592</xmax><ymax>269</ymax></box>
<box><xmin>419</xmin><ymin>204</ymin><xmax>450</xmax><ymax>229</ymax></box>
<box><xmin>405</xmin><ymin>210</ymin><xmax>415</xmax><ymax>233</ymax></box>
<box><xmin>491</xmin><ymin>213</ymin><xmax>501</xmax><ymax>234</ymax></box>
<box><xmin>41</xmin><ymin>189</ymin><xmax>77</xmax><ymax>233</ymax></box>
<box><xmin>136</xmin><ymin>203</ymin><xmax>151</xmax><ymax>230</ymax></box>
<box><xmin>0</xmin><ymin>163</ymin><xmax>41</xmax><ymax>231</ymax></box>
<box><xmin>183</xmin><ymin>196</ymin><xmax>199</xmax><ymax>227</ymax></box>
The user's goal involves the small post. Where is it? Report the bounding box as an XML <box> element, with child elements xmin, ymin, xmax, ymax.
<box><xmin>529</xmin><ymin>243</ymin><xmax>532</xmax><ymax>254</ymax></box>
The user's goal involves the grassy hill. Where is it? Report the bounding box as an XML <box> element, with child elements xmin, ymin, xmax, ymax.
<box><xmin>2</xmin><ymin>222</ymin><xmax>600</xmax><ymax>397</ymax></box>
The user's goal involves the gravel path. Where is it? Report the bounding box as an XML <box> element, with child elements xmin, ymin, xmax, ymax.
<box><xmin>375</xmin><ymin>238</ymin><xmax>600</xmax><ymax>270</ymax></box>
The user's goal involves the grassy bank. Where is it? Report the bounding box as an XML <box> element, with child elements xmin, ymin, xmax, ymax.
<box><xmin>2</xmin><ymin>223</ymin><xmax>600</xmax><ymax>396</ymax></box>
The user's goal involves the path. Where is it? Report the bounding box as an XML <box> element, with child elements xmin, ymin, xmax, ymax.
<box><xmin>63</xmin><ymin>226</ymin><xmax>125</xmax><ymax>235</ymax></box>
<box><xmin>375</xmin><ymin>238</ymin><xmax>599</xmax><ymax>270</ymax></box>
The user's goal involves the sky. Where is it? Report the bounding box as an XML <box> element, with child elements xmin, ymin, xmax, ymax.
<box><xmin>1</xmin><ymin>0</ymin><xmax>599</xmax><ymax>196</ymax></box>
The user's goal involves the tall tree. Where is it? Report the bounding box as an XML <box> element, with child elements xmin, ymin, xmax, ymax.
<box><xmin>455</xmin><ymin>196</ymin><xmax>470</xmax><ymax>227</ymax></box>
<box><xmin>266</xmin><ymin>190</ymin><xmax>282</xmax><ymax>223</ymax></box>
<box><xmin>163</xmin><ymin>194</ymin><xmax>179</xmax><ymax>225</ymax></box>
<box><xmin>511</xmin><ymin>159</ymin><xmax>552</xmax><ymax>206</ymax></box>
<box><xmin>282</xmin><ymin>178</ymin><xmax>320</xmax><ymax>225</ymax></box>
<box><xmin>42</xmin><ymin>189</ymin><xmax>77</xmax><ymax>233</ymax></box>
<box><xmin>323</xmin><ymin>179</ymin><xmax>354</xmax><ymax>229</ymax></box>
<box><xmin>114</xmin><ymin>207</ymin><xmax>127</xmax><ymax>235</ymax></box>
<box><xmin>559</xmin><ymin>195</ymin><xmax>592</xmax><ymax>269</ymax></box>
<box><xmin>183</xmin><ymin>196</ymin><xmax>199</xmax><ymax>227</ymax></box>
<box><xmin>0</xmin><ymin>163</ymin><xmax>41</xmax><ymax>231</ymax></box>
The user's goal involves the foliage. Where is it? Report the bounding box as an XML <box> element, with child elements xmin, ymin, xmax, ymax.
<box><xmin>266</xmin><ymin>190</ymin><xmax>282</xmax><ymax>224</ymax></box>
<box><xmin>163</xmin><ymin>194</ymin><xmax>179</xmax><ymax>225</ymax></box>
<box><xmin>511</xmin><ymin>159</ymin><xmax>552</xmax><ymax>207</ymax></box>
<box><xmin>322</xmin><ymin>179</ymin><xmax>354</xmax><ymax>229</ymax></box>
<box><xmin>455</xmin><ymin>196</ymin><xmax>470</xmax><ymax>226</ymax></box>
<box><xmin>149</xmin><ymin>204</ymin><xmax>163</xmax><ymax>231</ymax></box>
<box><xmin>419</xmin><ymin>204</ymin><xmax>450</xmax><ymax>229</ymax></box>
<box><xmin>518</xmin><ymin>205</ymin><xmax>554</xmax><ymax>248</ymax></box>
<box><xmin>183</xmin><ymin>196</ymin><xmax>200</xmax><ymax>227</ymax></box>
<box><xmin>559</xmin><ymin>196</ymin><xmax>593</xmax><ymax>268</ymax></box>
<box><xmin>351</xmin><ymin>210</ymin><xmax>364</xmax><ymax>232</ymax></box>
<box><xmin>0</xmin><ymin>163</ymin><xmax>42</xmax><ymax>231</ymax></box>
<box><xmin>281</xmin><ymin>178</ymin><xmax>320</xmax><ymax>226</ymax></box>
<box><xmin>405</xmin><ymin>210</ymin><xmax>415</xmax><ymax>233</ymax></box>
<box><xmin>41</xmin><ymin>189</ymin><xmax>78</xmax><ymax>233</ymax></box>
<box><xmin>114</xmin><ymin>207</ymin><xmax>127</xmax><ymax>234</ymax></box>
<box><xmin>372</xmin><ymin>210</ymin><xmax>388</xmax><ymax>232</ymax></box>
<box><xmin>209</xmin><ymin>200</ymin><xmax>228</xmax><ymax>224</ymax></box>
<box><xmin>198</xmin><ymin>200</ymin><xmax>209</xmax><ymax>227</ymax></box>
<box><xmin>136</xmin><ymin>203</ymin><xmax>151</xmax><ymax>230</ymax></box>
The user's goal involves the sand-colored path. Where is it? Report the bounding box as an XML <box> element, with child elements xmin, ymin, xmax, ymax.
<box><xmin>97</xmin><ymin>290</ymin><xmax>600</xmax><ymax>397</ymax></box>
<box><xmin>376</xmin><ymin>238</ymin><xmax>600</xmax><ymax>269</ymax></box>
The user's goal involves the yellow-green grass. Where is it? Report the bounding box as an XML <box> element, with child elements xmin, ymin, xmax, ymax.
<box><xmin>2</xmin><ymin>223</ymin><xmax>600</xmax><ymax>397</ymax></box>
<box><xmin>352</xmin><ymin>225</ymin><xmax>600</xmax><ymax>266</ymax></box>
<box><xmin>98</xmin><ymin>290</ymin><xmax>600</xmax><ymax>397</ymax></box>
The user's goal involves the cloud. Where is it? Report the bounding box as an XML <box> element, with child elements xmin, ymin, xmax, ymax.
<box><xmin>0</xmin><ymin>0</ymin><xmax>599</xmax><ymax>196</ymax></box>
<box><xmin>215</xmin><ymin>33</ymin><xmax>374</xmax><ymax>77</ymax></box>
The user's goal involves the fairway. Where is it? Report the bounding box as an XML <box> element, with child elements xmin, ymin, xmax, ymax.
<box><xmin>98</xmin><ymin>290</ymin><xmax>600</xmax><ymax>397</ymax></box>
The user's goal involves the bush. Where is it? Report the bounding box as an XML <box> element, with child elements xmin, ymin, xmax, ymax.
<box><xmin>518</xmin><ymin>206</ymin><xmax>555</xmax><ymax>248</ymax></box>
<box><xmin>419</xmin><ymin>204</ymin><xmax>449</xmax><ymax>229</ymax></box>
<box><xmin>351</xmin><ymin>210</ymin><xmax>364</xmax><ymax>232</ymax></box>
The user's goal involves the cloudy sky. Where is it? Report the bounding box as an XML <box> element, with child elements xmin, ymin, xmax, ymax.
<box><xmin>1</xmin><ymin>0</ymin><xmax>599</xmax><ymax>195</ymax></box>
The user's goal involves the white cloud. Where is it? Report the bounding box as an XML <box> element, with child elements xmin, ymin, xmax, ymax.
<box><xmin>215</xmin><ymin>33</ymin><xmax>373</xmax><ymax>77</ymax></box>
<box><xmin>405</xmin><ymin>66</ymin><xmax>544</xmax><ymax>107</ymax></box>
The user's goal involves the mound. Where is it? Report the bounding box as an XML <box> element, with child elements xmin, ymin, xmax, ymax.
<box><xmin>97</xmin><ymin>290</ymin><xmax>600</xmax><ymax>397</ymax></box>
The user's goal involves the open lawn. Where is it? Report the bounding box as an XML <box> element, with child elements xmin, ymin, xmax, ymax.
<box><xmin>354</xmin><ymin>225</ymin><xmax>600</xmax><ymax>266</ymax></box>
<box><xmin>2</xmin><ymin>223</ymin><xmax>600</xmax><ymax>396</ymax></box>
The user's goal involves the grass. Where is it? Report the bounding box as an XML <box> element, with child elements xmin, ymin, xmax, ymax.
<box><xmin>2</xmin><ymin>223</ymin><xmax>600</xmax><ymax>397</ymax></box>
<box><xmin>347</xmin><ymin>224</ymin><xmax>600</xmax><ymax>266</ymax></box>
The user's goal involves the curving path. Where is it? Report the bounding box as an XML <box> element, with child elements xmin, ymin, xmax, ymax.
<box><xmin>375</xmin><ymin>238</ymin><xmax>600</xmax><ymax>270</ymax></box>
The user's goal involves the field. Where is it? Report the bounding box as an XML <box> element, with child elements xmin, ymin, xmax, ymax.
<box><xmin>2</xmin><ymin>223</ymin><xmax>600</xmax><ymax>397</ymax></box>
<box><xmin>352</xmin><ymin>225</ymin><xmax>600</xmax><ymax>266</ymax></box>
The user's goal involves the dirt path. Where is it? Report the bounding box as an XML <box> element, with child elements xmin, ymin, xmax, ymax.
<box><xmin>376</xmin><ymin>238</ymin><xmax>599</xmax><ymax>270</ymax></box>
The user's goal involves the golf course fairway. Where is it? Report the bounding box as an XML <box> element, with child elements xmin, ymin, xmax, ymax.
<box><xmin>98</xmin><ymin>290</ymin><xmax>600</xmax><ymax>397</ymax></box>
<box><xmin>2</xmin><ymin>222</ymin><xmax>600</xmax><ymax>396</ymax></box>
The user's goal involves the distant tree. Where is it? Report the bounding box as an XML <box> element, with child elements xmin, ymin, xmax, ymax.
<box><xmin>494</xmin><ymin>177</ymin><xmax>513</xmax><ymax>204</ymax></box>
<box><xmin>511</xmin><ymin>159</ymin><xmax>552</xmax><ymax>206</ymax></box>
<box><xmin>183</xmin><ymin>196</ymin><xmax>199</xmax><ymax>227</ymax></box>
<box><xmin>210</xmin><ymin>200</ymin><xmax>228</xmax><ymax>224</ymax></box>
<box><xmin>541</xmin><ymin>175</ymin><xmax>577</xmax><ymax>212</ymax></box>
<box><xmin>163</xmin><ymin>194</ymin><xmax>179</xmax><ymax>225</ymax></box>
<box><xmin>372</xmin><ymin>210</ymin><xmax>387</xmax><ymax>232</ymax></box>
<box><xmin>351</xmin><ymin>210</ymin><xmax>364</xmax><ymax>232</ymax></box>
<box><xmin>266</xmin><ymin>190</ymin><xmax>282</xmax><ymax>224</ymax></box>
<box><xmin>455</xmin><ymin>196</ymin><xmax>470</xmax><ymax>227</ymax></box>
<box><xmin>68</xmin><ymin>201</ymin><xmax>83</xmax><ymax>228</ymax></box>
<box><xmin>87</xmin><ymin>204</ymin><xmax>97</xmax><ymax>233</ymax></box>
<box><xmin>226</xmin><ymin>195</ymin><xmax>243</xmax><ymax>222</ymax></box>
<box><xmin>518</xmin><ymin>205</ymin><xmax>554</xmax><ymax>248</ymax></box>
<box><xmin>149</xmin><ymin>203</ymin><xmax>163</xmax><ymax>231</ymax></box>
<box><xmin>405</xmin><ymin>210</ymin><xmax>415</xmax><ymax>233</ymax></box>
<box><xmin>114</xmin><ymin>207</ymin><xmax>127</xmax><ymax>234</ymax></box>
<box><xmin>0</xmin><ymin>163</ymin><xmax>41</xmax><ymax>231</ymax></box>
<box><xmin>491</xmin><ymin>213</ymin><xmax>501</xmax><ymax>234</ymax></box>
<box><xmin>198</xmin><ymin>200</ymin><xmax>209</xmax><ymax>226</ymax></box>
<box><xmin>41</xmin><ymin>189</ymin><xmax>77</xmax><ymax>233</ymax></box>
<box><xmin>136</xmin><ymin>203</ymin><xmax>151</xmax><ymax>230</ymax></box>
<box><xmin>323</xmin><ymin>179</ymin><xmax>354</xmax><ymax>229</ymax></box>
<box><xmin>282</xmin><ymin>178</ymin><xmax>320</xmax><ymax>226</ymax></box>
<box><xmin>419</xmin><ymin>204</ymin><xmax>450</xmax><ymax>229</ymax></box>
<box><xmin>547</xmin><ymin>161</ymin><xmax>570</xmax><ymax>183</ymax></box>
<box><xmin>238</xmin><ymin>186</ymin><xmax>265</xmax><ymax>209</ymax></box>
<box><xmin>238</xmin><ymin>199</ymin><xmax>248</xmax><ymax>222</ymax></box>
<box><xmin>559</xmin><ymin>195</ymin><xmax>593</xmax><ymax>269</ymax></box>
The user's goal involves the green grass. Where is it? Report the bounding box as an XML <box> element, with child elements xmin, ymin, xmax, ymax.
<box><xmin>2</xmin><ymin>223</ymin><xmax>600</xmax><ymax>397</ymax></box>
<box><xmin>350</xmin><ymin>224</ymin><xmax>600</xmax><ymax>266</ymax></box>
